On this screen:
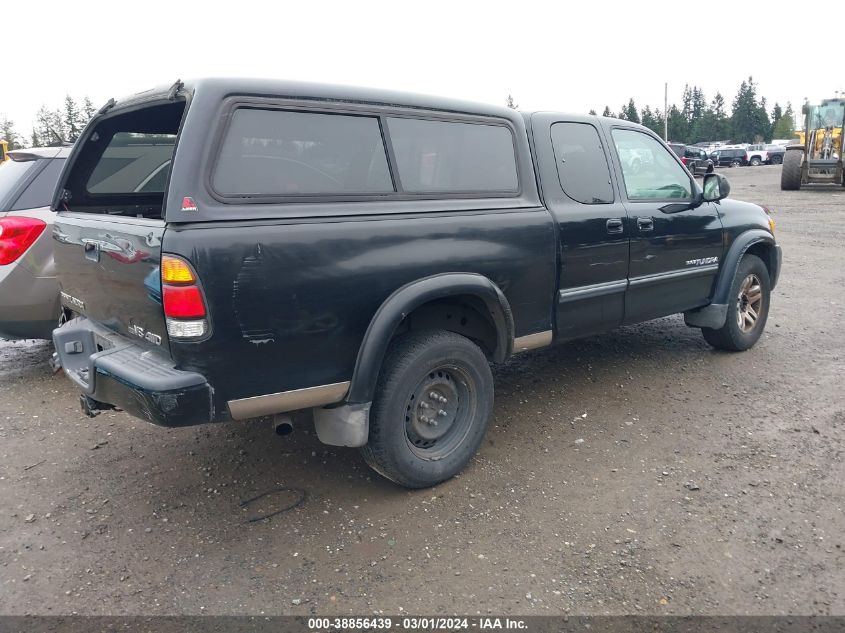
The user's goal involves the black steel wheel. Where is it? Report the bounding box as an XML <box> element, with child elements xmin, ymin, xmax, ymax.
<box><xmin>361</xmin><ymin>330</ymin><xmax>494</xmax><ymax>488</ymax></box>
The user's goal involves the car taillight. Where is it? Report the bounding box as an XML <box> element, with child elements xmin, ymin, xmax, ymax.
<box><xmin>0</xmin><ymin>217</ymin><xmax>47</xmax><ymax>265</ymax></box>
<box><xmin>681</xmin><ymin>157</ymin><xmax>689</xmax><ymax>166</ymax></box>
<box><xmin>161</xmin><ymin>254</ymin><xmax>208</xmax><ymax>338</ymax></box>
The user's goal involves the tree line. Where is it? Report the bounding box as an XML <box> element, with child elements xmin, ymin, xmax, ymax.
<box><xmin>1</xmin><ymin>95</ymin><xmax>97</xmax><ymax>150</ymax></box>
<box><xmin>588</xmin><ymin>76</ymin><xmax>796</xmax><ymax>144</ymax></box>
<box><xmin>4</xmin><ymin>77</ymin><xmax>796</xmax><ymax>152</ymax></box>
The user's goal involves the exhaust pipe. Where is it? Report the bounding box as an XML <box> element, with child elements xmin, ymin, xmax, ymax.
<box><xmin>273</xmin><ymin>415</ymin><xmax>294</xmax><ymax>437</ymax></box>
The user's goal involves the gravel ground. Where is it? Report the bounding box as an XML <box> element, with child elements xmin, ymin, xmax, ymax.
<box><xmin>0</xmin><ymin>165</ymin><xmax>843</xmax><ymax>616</ymax></box>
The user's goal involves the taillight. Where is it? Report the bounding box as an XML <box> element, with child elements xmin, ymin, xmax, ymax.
<box><xmin>0</xmin><ymin>217</ymin><xmax>46</xmax><ymax>265</ymax></box>
<box><xmin>161</xmin><ymin>254</ymin><xmax>208</xmax><ymax>338</ymax></box>
<box><xmin>162</xmin><ymin>285</ymin><xmax>206</xmax><ymax>318</ymax></box>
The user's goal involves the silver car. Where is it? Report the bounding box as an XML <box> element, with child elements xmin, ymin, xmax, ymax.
<box><xmin>0</xmin><ymin>147</ymin><xmax>69</xmax><ymax>339</ymax></box>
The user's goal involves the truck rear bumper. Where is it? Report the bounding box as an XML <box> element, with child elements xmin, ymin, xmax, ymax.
<box><xmin>53</xmin><ymin>317</ymin><xmax>213</xmax><ymax>427</ymax></box>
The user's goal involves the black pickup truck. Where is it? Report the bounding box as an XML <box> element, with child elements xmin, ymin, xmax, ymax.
<box><xmin>51</xmin><ymin>79</ymin><xmax>781</xmax><ymax>488</ymax></box>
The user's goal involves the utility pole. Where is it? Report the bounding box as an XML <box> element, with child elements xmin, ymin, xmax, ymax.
<box><xmin>664</xmin><ymin>82</ymin><xmax>669</xmax><ymax>141</ymax></box>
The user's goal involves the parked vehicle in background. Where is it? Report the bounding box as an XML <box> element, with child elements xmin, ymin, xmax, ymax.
<box><xmin>745</xmin><ymin>144</ymin><xmax>769</xmax><ymax>166</ymax></box>
<box><xmin>765</xmin><ymin>145</ymin><xmax>785</xmax><ymax>165</ymax></box>
<box><xmin>668</xmin><ymin>143</ymin><xmax>714</xmax><ymax>176</ymax></box>
<box><xmin>50</xmin><ymin>79</ymin><xmax>781</xmax><ymax>488</ymax></box>
<box><xmin>710</xmin><ymin>148</ymin><xmax>748</xmax><ymax>167</ymax></box>
<box><xmin>617</xmin><ymin>141</ymin><xmax>653</xmax><ymax>174</ymax></box>
<box><xmin>0</xmin><ymin>147</ymin><xmax>69</xmax><ymax>340</ymax></box>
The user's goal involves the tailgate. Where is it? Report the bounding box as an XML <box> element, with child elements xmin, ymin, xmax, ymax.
<box><xmin>50</xmin><ymin>96</ymin><xmax>186</xmax><ymax>353</ymax></box>
<box><xmin>53</xmin><ymin>214</ymin><xmax>168</xmax><ymax>352</ymax></box>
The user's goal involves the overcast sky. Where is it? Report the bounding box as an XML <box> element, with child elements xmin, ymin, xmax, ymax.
<box><xmin>3</xmin><ymin>0</ymin><xmax>838</xmax><ymax>133</ymax></box>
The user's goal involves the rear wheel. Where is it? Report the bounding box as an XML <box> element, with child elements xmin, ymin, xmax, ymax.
<box><xmin>780</xmin><ymin>149</ymin><xmax>803</xmax><ymax>190</ymax></box>
<box><xmin>701</xmin><ymin>254</ymin><xmax>770</xmax><ymax>352</ymax></box>
<box><xmin>749</xmin><ymin>156</ymin><xmax>762</xmax><ymax>167</ymax></box>
<box><xmin>730</xmin><ymin>160</ymin><xmax>741</xmax><ymax>168</ymax></box>
<box><xmin>360</xmin><ymin>330</ymin><xmax>494</xmax><ymax>488</ymax></box>
<box><xmin>770</xmin><ymin>154</ymin><xmax>783</xmax><ymax>165</ymax></box>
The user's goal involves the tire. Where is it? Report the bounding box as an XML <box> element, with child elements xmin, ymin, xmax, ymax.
<box><xmin>701</xmin><ymin>254</ymin><xmax>770</xmax><ymax>352</ymax></box>
<box><xmin>749</xmin><ymin>156</ymin><xmax>762</xmax><ymax>166</ymax></box>
<box><xmin>770</xmin><ymin>154</ymin><xmax>782</xmax><ymax>165</ymax></box>
<box><xmin>360</xmin><ymin>330</ymin><xmax>494</xmax><ymax>488</ymax></box>
<box><xmin>730</xmin><ymin>160</ymin><xmax>741</xmax><ymax>168</ymax></box>
<box><xmin>781</xmin><ymin>149</ymin><xmax>803</xmax><ymax>190</ymax></box>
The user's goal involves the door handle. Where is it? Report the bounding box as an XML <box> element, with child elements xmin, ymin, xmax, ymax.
<box><xmin>605</xmin><ymin>218</ymin><xmax>624</xmax><ymax>234</ymax></box>
<box><xmin>636</xmin><ymin>217</ymin><xmax>654</xmax><ymax>232</ymax></box>
<box><xmin>84</xmin><ymin>241</ymin><xmax>100</xmax><ymax>262</ymax></box>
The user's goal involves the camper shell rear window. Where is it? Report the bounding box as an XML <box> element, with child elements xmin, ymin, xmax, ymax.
<box><xmin>61</xmin><ymin>100</ymin><xmax>184</xmax><ymax>218</ymax></box>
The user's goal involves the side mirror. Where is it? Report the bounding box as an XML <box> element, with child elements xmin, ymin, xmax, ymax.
<box><xmin>702</xmin><ymin>173</ymin><xmax>730</xmax><ymax>202</ymax></box>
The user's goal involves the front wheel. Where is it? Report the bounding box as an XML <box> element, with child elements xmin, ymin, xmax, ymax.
<box><xmin>749</xmin><ymin>157</ymin><xmax>762</xmax><ymax>166</ymax></box>
<box><xmin>701</xmin><ymin>254</ymin><xmax>771</xmax><ymax>352</ymax></box>
<box><xmin>730</xmin><ymin>160</ymin><xmax>741</xmax><ymax>168</ymax></box>
<box><xmin>360</xmin><ymin>330</ymin><xmax>494</xmax><ymax>488</ymax></box>
<box><xmin>770</xmin><ymin>154</ymin><xmax>783</xmax><ymax>165</ymax></box>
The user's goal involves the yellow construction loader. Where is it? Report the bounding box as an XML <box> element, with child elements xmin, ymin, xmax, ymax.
<box><xmin>781</xmin><ymin>98</ymin><xmax>845</xmax><ymax>189</ymax></box>
<box><xmin>0</xmin><ymin>139</ymin><xmax>8</xmax><ymax>165</ymax></box>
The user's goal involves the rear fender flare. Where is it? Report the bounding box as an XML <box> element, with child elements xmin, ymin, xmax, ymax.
<box><xmin>346</xmin><ymin>273</ymin><xmax>513</xmax><ymax>404</ymax></box>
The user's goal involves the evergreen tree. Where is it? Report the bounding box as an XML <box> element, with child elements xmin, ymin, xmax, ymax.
<box><xmin>602</xmin><ymin>106</ymin><xmax>612</xmax><ymax>117</ymax></box>
<box><xmin>588</xmin><ymin>109</ymin><xmax>597</xmax><ymax>116</ymax></box>
<box><xmin>667</xmin><ymin>104</ymin><xmax>688</xmax><ymax>142</ymax></box>
<box><xmin>506</xmin><ymin>95</ymin><xmax>518</xmax><ymax>110</ymax></box>
<box><xmin>770</xmin><ymin>102</ymin><xmax>783</xmax><ymax>127</ymax></box>
<box><xmin>710</xmin><ymin>92</ymin><xmax>731</xmax><ymax>139</ymax></box>
<box><xmin>30</xmin><ymin>128</ymin><xmax>40</xmax><ymax>148</ymax></box>
<box><xmin>730</xmin><ymin>76</ymin><xmax>770</xmax><ymax>143</ymax></box>
<box><xmin>756</xmin><ymin>97</ymin><xmax>771</xmax><ymax>142</ymax></box>
<box><xmin>623</xmin><ymin>98</ymin><xmax>640</xmax><ymax>124</ymax></box>
<box><xmin>63</xmin><ymin>96</ymin><xmax>85</xmax><ymax>142</ymax></box>
<box><xmin>641</xmin><ymin>106</ymin><xmax>665</xmax><ymax>137</ymax></box>
<box><xmin>691</xmin><ymin>86</ymin><xmax>707</xmax><ymax>123</ymax></box>
<box><xmin>772</xmin><ymin>102</ymin><xmax>796</xmax><ymax>139</ymax></box>
<box><xmin>82</xmin><ymin>97</ymin><xmax>96</xmax><ymax>121</ymax></box>
<box><xmin>35</xmin><ymin>106</ymin><xmax>67</xmax><ymax>146</ymax></box>
<box><xmin>1</xmin><ymin>117</ymin><xmax>21</xmax><ymax>150</ymax></box>
<box><xmin>681</xmin><ymin>84</ymin><xmax>694</xmax><ymax>126</ymax></box>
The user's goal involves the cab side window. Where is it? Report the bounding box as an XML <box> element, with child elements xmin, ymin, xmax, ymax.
<box><xmin>550</xmin><ymin>122</ymin><xmax>613</xmax><ymax>204</ymax></box>
<box><xmin>611</xmin><ymin>129</ymin><xmax>692</xmax><ymax>201</ymax></box>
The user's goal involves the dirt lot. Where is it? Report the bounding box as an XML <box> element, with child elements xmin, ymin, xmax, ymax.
<box><xmin>0</xmin><ymin>166</ymin><xmax>843</xmax><ymax>616</ymax></box>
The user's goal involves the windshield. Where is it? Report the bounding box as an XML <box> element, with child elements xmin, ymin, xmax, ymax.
<box><xmin>0</xmin><ymin>159</ymin><xmax>38</xmax><ymax>209</ymax></box>
<box><xmin>809</xmin><ymin>102</ymin><xmax>845</xmax><ymax>129</ymax></box>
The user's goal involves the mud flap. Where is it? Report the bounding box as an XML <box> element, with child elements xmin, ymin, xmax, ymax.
<box><xmin>314</xmin><ymin>402</ymin><xmax>370</xmax><ymax>447</ymax></box>
<box><xmin>684</xmin><ymin>303</ymin><xmax>728</xmax><ymax>329</ymax></box>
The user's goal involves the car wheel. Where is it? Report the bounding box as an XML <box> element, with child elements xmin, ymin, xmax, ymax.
<box><xmin>770</xmin><ymin>154</ymin><xmax>782</xmax><ymax>165</ymax></box>
<box><xmin>749</xmin><ymin>157</ymin><xmax>762</xmax><ymax>166</ymax></box>
<box><xmin>360</xmin><ymin>330</ymin><xmax>494</xmax><ymax>488</ymax></box>
<box><xmin>701</xmin><ymin>254</ymin><xmax>770</xmax><ymax>352</ymax></box>
<box><xmin>730</xmin><ymin>160</ymin><xmax>741</xmax><ymax>168</ymax></box>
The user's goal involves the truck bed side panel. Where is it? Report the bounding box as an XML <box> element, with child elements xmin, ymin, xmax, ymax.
<box><xmin>163</xmin><ymin>210</ymin><xmax>555</xmax><ymax>415</ymax></box>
